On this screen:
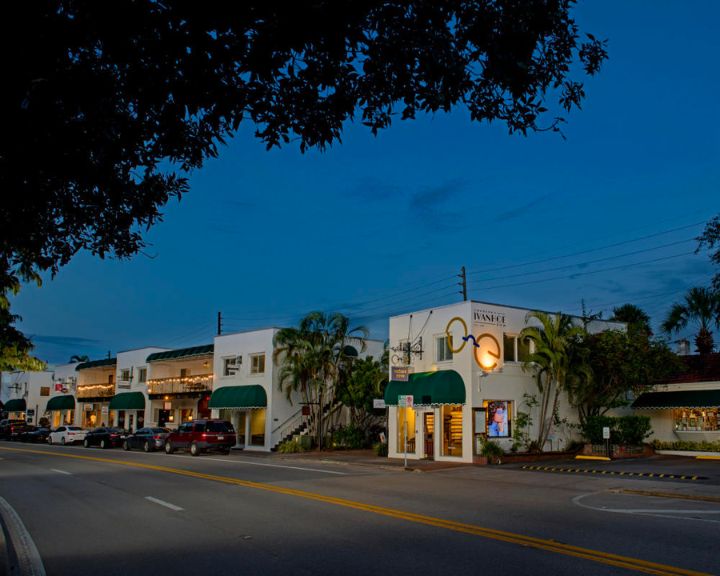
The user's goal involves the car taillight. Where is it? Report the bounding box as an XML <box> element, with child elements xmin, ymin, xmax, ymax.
<box><xmin>153</xmin><ymin>435</ymin><xmax>161</xmax><ymax>439</ymax></box>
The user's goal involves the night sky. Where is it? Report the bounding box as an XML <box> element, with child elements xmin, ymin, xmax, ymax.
<box><xmin>14</xmin><ymin>2</ymin><xmax>719</xmax><ymax>364</ymax></box>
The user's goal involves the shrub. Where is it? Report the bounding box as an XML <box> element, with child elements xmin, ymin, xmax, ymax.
<box><xmin>581</xmin><ymin>415</ymin><xmax>616</xmax><ymax>444</ymax></box>
<box><xmin>652</xmin><ymin>439</ymin><xmax>720</xmax><ymax>452</ymax></box>
<box><xmin>480</xmin><ymin>439</ymin><xmax>504</xmax><ymax>464</ymax></box>
<box><xmin>616</xmin><ymin>415</ymin><xmax>652</xmax><ymax>445</ymax></box>
<box><xmin>277</xmin><ymin>439</ymin><xmax>305</xmax><ymax>453</ymax></box>
<box><xmin>373</xmin><ymin>442</ymin><xmax>388</xmax><ymax>457</ymax></box>
<box><xmin>331</xmin><ymin>424</ymin><xmax>368</xmax><ymax>449</ymax></box>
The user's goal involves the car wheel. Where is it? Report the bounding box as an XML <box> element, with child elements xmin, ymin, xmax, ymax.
<box><xmin>143</xmin><ymin>441</ymin><xmax>150</xmax><ymax>453</ymax></box>
<box><xmin>100</xmin><ymin>439</ymin><xmax>107</xmax><ymax>449</ymax></box>
<box><xmin>61</xmin><ymin>436</ymin><xmax>66</xmax><ymax>445</ymax></box>
<box><xmin>123</xmin><ymin>440</ymin><xmax>130</xmax><ymax>451</ymax></box>
<box><xmin>165</xmin><ymin>441</ymin><xmax>174</xmax><ymax>454</ymax></box>
<box><xmin>190</xmin><ymin>442</ymin><xmax>200</xmax><ymax>457</ymax></box>
<box><xmin>83</xmin><ymin>439</ymin><xmax>89</xmax><ymax>448</ymax></box>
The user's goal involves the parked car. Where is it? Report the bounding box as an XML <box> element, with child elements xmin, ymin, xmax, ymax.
<box><xmin>20</xmin><ymin>427</ymin><xmax>51</xmax><ymax>443</ymax></box>
<box><xmin>7</xmin><ymin>421</ymin><xmax>35</xmax><ymax>441</ymax></box>
<box><xmin>123</xmin><ymin>427</ymin><xmax>170</xmax><ymax>452</ymax></box>
<box><xmin>0</xmin><ymin>419</ymin><xmax>27</xmax><ymax>440</ymax></box>
<box><xmin>164</xmin><ymin>419</ymin><xmax>236</xmax><ymax>456</ymax></box>
<box><xmin>48</xmin><ymin>425</ymin><xmax>87</xmax><ymax>445</ymax></box>
<box><xmin>83</xmin><ymin>427</ymin><xmax>125</xmax><ymax>449</ymax></box>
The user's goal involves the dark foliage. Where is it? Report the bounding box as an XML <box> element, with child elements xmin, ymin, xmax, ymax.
<box><xmin>697</xmin><ymin>215</ymin><xmax>720</xmax><ymax>290</ymax></box>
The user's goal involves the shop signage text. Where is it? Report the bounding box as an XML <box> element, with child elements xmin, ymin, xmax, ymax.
<box><xmin>473</xmin><ymin>308</ymin><xmax>506</xmax><ymax>327</ymax></box>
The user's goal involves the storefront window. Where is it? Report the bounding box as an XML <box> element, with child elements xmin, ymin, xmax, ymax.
<box><xmin>483</xmin><ymin>400</ymin><xmax>512</xmax><ymax>438</ymax></box>
<box><xmin>181</xmin><ymin>409</ymin><xmax>194</xmax><ymax>423</ymax></box>
<box><xmin>673</xmin><ymin>408</ymin><xmax>718</xmax><ymax>431</ymax></box>
<box><xmin>441</xmin><ymin>405</ymin><xmax>463</xmax><ymax>457</ymax></box>
<box><xmin>396</xmin><ymin>407</ymin><xmax>416</xmax><ymax>453</ymax></box>
<box><xmin>250</xmin><ymin>409</ymin><xmax>265</xmax><ymax>446</ymax></box>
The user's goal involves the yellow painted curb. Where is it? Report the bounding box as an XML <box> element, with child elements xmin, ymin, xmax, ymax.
<box><xmin>695</xmin><ymin>455</ymin><xmax>720</xmax><ymax>461</ymax></box>
<box><xmin>575</xmin><ymin>455</ymin><xmax>611</xmax><ymax>461</ymax></box>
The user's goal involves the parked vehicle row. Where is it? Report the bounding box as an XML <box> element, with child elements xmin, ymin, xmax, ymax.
<box><xmin>0</xmin><ymin>419</ymin><xmax>237</xmax><ymax>456</ymax></box>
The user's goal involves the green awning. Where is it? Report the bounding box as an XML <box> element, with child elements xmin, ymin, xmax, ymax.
<box><xmin>4</xmin><ymin>398</ymin><xmax>27</xmax><ymax>412</ymax></box>
<box><xmin>47</xmin><ymin>395</ymin><xmax>75</xmax><ymax>411</ymax></box>
<box><xmin>76</xmin><ymin>358</ymin><xmax>117</xmax><ymax>371</ymax></box>
<box><xmin>632</xmin><ymin>390</ymin><xmax>720</xmax><ymax>409</ymax></box>
<box><xmin>109</xmin><ymin>392</ymin><xmax>146</xmax><ymax>410</ymax></box>
<box><xmin>209</xmin><ymin>385</ymin><xmax>267</xmax><ymax>409</ymax></box>
<box><xmin>146</xmin><ymin>344</ymin><xmax>213</xmax><ymax>363</ymax></box>
<box><xmin>384</xmin><ymin>370</ymin><xmax>466</xmax><ymax>406</ymax></box>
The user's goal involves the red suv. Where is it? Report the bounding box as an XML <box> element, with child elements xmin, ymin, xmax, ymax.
<box><xmin>164</xmin><ymin>419</ymin><xmax>236</xmax><ymax>456</ymax></box>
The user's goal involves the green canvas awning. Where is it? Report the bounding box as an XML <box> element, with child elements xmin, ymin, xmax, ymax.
<box><xmin>384</xmin><ymin>370</ymin><xmax>466</xmax><ymax>406</ymax></box>
<box><xmin>632</xmin><ymin>389</ymin><xmax>720</xmax><ymax>409</ymax></box>
<box><xmin>47</xmin><ymin>395</ymin><xmax>75</xmax><ymax>411</ymax></box>
<box><xmin>209</xmin><ymin>385</ymin><xmax>267</xmax><ymax>409</ymax></box>
<box><xmin>109</xmin><ymin>392</ymin><xmax>146</xmax><ymax>410</ymax></box>
<box><xmin>4</xmin><ymin>398</ymin><xmax>27</xmax><ymax>412</ymax></box>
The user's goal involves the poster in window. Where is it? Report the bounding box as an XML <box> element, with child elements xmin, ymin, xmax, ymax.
<box><xmin>487</xmin><ymin>401</ymin><xmax>509</xmax><ymax>437</ymax></box>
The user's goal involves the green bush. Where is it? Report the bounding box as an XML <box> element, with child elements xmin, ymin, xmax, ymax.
<box><xmin>652</xmin><ymin>439</ymin><xmax>720</xmax><ymax>452</ymax></box>
<box><xmin>616</xmin><ymin>416</ymin><xmax>652</xmax><ymax>445</ymax></box>
<box><xmin>331</xmin><ymin>424</ymin><xmax>367</xmax><ymax>449</ymax></box>
<box><xmin>277</xmin><ymin>439</ymin><xmax>305</xmax><ymax>453</ymax></box>
<box><xmin>480</xmin><ymin>439</ymin><xmax>504</xmax><ymax>463</ymax></box>
<box><xmin>373</xmin><ymin>442</ymin><xmax>388</xmax><ymax>457</ymax></box>
<box><xmin>581</xmin><ymin>415</ymin><xmax>616</xmax><ymax>444</ymax></box>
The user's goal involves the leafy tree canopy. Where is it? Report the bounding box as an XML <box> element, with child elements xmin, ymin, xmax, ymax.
<box><xmin>609</xmin><ymin>303</ymin><xmax>652</xmax><ymax>338</ymax></box>
<box><xmin>1</xmin><ymin>0</ymin><xmax>607</xmax><ymax>292</ymax></box>
<box><xmin>698</xmin><ymin>214</ymin><xmax>720</xmax><ymax>289</ymax></box>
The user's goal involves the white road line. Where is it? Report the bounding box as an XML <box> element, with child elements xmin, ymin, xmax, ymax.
<box><xmin>50</xmin><ymin>468</ymin><xmax>72</xmax><ymax>475</ymax></box>
<box><xmin>145</xmin><ymin>496</ymin><xmax>184</xmax><ymax>512</ymax></box>
<box><xmin>169</xmin><ymin>454</ymin><xmax>348</xmax><ymax>475</ymax></box>
<box><xmin>572</xmin><ymin>492</ymin><xmax>720</xmax><ymax>524</ymax></box>
<box><xmin>0</xmin><ymin>496</ymin><xmax>47</xmax><ymax>576</ymax></box>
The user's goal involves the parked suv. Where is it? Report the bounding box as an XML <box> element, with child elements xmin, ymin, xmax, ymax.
<box><xmin>164</xmin><ymin>419</ymin><xmax>236</xmax><ymax>456</ymax></box>
<box><xmin>0</xmin><ymin>419</ymin><xmax>28</xmax><ymax>440</ymax></box>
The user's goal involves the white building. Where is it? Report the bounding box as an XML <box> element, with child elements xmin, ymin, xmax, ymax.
<box><xmin>45</xmin><ymin>362</ymin><xmax>79</xmax><ymax>427</ymax></box>
<box><xmin>2</xmin><ymin>370</ymin><xmax>53</xmax><ymax>424</ymax></box>
<box><xmin>385</xmin><ymin>300</ymin><xmax>623</xmax><ymax>463</ymax></box>
<box><xmin>75</xmin><ymin>358</ymin><xmax>117</xmax><ymax>428</ymax></box>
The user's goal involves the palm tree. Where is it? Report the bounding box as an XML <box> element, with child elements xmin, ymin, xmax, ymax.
<box><xmin>69</xmin><ymin>354</ymin><xmax>90</xmax><ymax>363</ymax></box>
<box><xmin>610</xmin><ymin>303</ymin><xmax>652</xmax><ymax>338</ymax></box>
<box><xmin>520</xmin><ymin>311</ymin><xmax>585</xmax><ymax>450</ymax></box>
<box><xmin>273</xmin><ymin>312</ymin><xmax>367</xmax><ymax>449</ymax></box>
<box><xmin>661</xmin><ymin>287</ymin><xmax>720</xmax><ymax>355</ymax></box>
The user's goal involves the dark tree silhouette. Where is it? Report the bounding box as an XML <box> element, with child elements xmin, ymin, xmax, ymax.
<box><xmin>698</xmin><ymin>214</ymin><xmax>720</xmax><ymax>289</ymax></box>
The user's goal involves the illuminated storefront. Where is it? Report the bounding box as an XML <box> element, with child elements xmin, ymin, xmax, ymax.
<box><xmin>387</xmin><ymin>300</ymin><xmax>623</xmax><ymax>463</ymax></box>
<box><xmin>75</xmin><ymin>358</ymin><xmax>117</xmax><ymax>428</ymax></box>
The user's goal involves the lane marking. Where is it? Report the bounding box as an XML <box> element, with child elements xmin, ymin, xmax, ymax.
<box><xmin>0</xmin><ymin>496</ymin><xmax>47</xmax><ymax>576</ymax></box>
<box><xmin>614</xmin><ymin>489</ymin><xmax>720</xmax><ymax>504</ymax></box>
<box><xmin>50</xmin><ymin>468</ymin><xmax>72</xmax><ymax>475</ymax></box>
<box><xmin>145</xmin><ymin>496</ymin><xmax>184</xmax><ymax>512</ymax></box>
<box><xmin>170</xmin><ymin>454</ymin><xmax>348</xmax><ymax>475</ymax></box>
<box><xmin>573</xmin><ymin>493</ymin><xmax>720</xmax><ymax>525</ymax></box>
<box><xmin>0</xmin><ymin>446</ymin><xmax>709</xmax><ymax>576</ymax></box>
<box><xmin>522</xmin><ymin>464</ymin><xmax>705</xmax><ymax>481</ymax></box>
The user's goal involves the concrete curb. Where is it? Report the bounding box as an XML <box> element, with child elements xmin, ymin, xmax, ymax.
<box><xmin>0</xmin><ymin>496</ymin><xmax>46</xmax><ymax>576</ymax></box>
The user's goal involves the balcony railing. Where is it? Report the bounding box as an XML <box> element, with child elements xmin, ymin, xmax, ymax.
<box><xmin>77</xmin><ymin>382</ymin><xmax>115</xmax><ymax>399</ymax></box>
<box><xmin>147</xmin><ymin>373</ymin><xmax>213</xmax><ymax>395</ymax></box>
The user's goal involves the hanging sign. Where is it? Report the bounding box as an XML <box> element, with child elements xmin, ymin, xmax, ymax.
<box><xmin>398</xmin><ymin>395</ymin><xmax>414</xmax><ymax>408</ymax></box>
<box><xmin>373</xmin><ymin>399</ymin><xmax>386</xmax><ymax>409</ymax></box>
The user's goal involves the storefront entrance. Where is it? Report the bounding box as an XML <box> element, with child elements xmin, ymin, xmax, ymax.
<box><xmin>423</xmin><ymin>413</ymin><xmax>435</xmax><ymax>459</ymax></box>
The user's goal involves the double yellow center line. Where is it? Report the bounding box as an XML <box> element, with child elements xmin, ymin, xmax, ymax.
<box><xmin>1</xmin><ymin>446</ymin><xmax>709</xmax><ymax>576</ymax></box>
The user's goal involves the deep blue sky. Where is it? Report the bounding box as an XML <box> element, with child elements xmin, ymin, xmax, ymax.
<box><xmin>14</xmin><ymin>1</ymin><xmax>720</xmax><ymax>363</ymax></box>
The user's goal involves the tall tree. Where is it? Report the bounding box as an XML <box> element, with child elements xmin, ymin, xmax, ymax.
<box><xmin>337</xmin><ymin>352</ymin><xmax>389</xmax><ymax>434</ymax></box>
<box><xmin>0</xmin><ymin>295</ymin><xmax>44</xmax><ymax>372</ymax></box>
<box><xmin>697</xmin><ymin>214</ymin><xmax>720</xmax><ymax>289</ymax></box>
<box><xmin>1</xmin><ymin>1</ymin><xmax>607</xmax><ymax>310</ymax></box>
<box><xmin>566</xmin><ymin>329</ymin><xmax>679</xmax><ymax>427</ymax></box>
<box><xmin>520</xmin><ymin>311</ymin><xmax>584</xmax><ymax>450</ymax></box>
<box><xmin>610</xmin><ymin>303</ymin><xmax>652</xmax><ymax>338</ymax></box>
<box><xmin>661</xmin><ymin>287</ymin><xmax>720</xmax><ymax>355</ymax></box>
<box><xmin>69</xmin><ymin>355</ymin><xmax>90</xmax><ymax>363</ymax></box>
<box><xmin>273</xmin><ymin>312</ymin><xmax>367</xmax><ymax>449</ymax></box>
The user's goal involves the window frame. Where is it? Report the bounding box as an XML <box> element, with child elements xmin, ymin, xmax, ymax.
<box><xmin>249</xmin><ymin>353</ymin><xmax>266</xmax><ymax>375</ymax></box>
<box><xmin>435</xmin><ymin>334</ymin><xmax>453</xmax><ymax>363</ymax></box>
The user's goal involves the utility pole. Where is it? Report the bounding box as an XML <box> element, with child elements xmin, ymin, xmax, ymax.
<box><xmin>217</xmin><ymin>311</ymin><xmax>223</xmax><ymax>336</ymax></box>
<box><xmin>458</xmin><ymin>266</ymin><xmax>467</xmax><ymax>301</ymax></box>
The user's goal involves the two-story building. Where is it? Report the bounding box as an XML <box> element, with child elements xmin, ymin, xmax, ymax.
<box><xmin>46</xmin><ymin>362</ymin><xmax>79</xmax><ymax>427</ymax></box>
<box><xmin>385</xmin><ymin>300</ymin><xmax>623</xmax><ymax>463</ymax></box>
<box><xmin>2</xmin><ymin>370</ymin><xmax>54</xmax><ymax>424</ymax></box>
<box><xmin>146</xmin><ymin>345</ymin><xmax>214</xmax><ymax>428</ymax></box>
<box><xmin>75</xmin><ymin>358</ymin><xmax>117</xmax><ymax>428</ymax></box>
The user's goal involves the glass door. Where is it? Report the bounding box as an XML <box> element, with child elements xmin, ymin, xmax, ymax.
<box><xmin>423</xmin><ymin>413</ymin><xmax>435</xmax><ymax>460</ymax></box>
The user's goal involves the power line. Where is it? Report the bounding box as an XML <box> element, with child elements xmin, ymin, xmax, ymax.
<box><xmin>467</xmin><ymin>220</ymin><xmax>706</xmax><ymax>278</ymax></box>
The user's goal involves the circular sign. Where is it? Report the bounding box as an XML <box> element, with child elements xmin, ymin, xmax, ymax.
<box><xmin>473</xmin><ymin>333</ymin><xmax>500</xmax><ymax>371</ymax></box>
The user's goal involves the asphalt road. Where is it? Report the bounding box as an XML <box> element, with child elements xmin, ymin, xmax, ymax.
<box><xmin>1</xmin><ymin>443</ymin><xmax>718</xmax><ymax>576</ymax></box>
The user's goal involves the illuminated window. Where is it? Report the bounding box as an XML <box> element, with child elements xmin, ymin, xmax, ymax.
<box><xmin>435</xmin><ymin>336</ymin><xmax>453</xmax><ymax>362</ymax></box>
<box><xmin>40</xmin><ymin>386</ymin><xmax>50</xmax><ymax>397</ymax></box>
<box><xmin>250</xmin><ymin>409</ymin><xmax>266</xmax><ymax>445</ymax></box>
<box><xmin>483</xmin><ymin>400</ymin><xmax>512</xmax><ymax>438</ymax></box>
<box><xmin>441</xmin><ymin>405</ymin><xmax>463</xmax><ymax>457</ymax></box>
<box><xmin>396</xmin><ymin>407</ymin><xmax>416</xmax><ymax>453</ymax></box>
<box><xmin>250</xmin><ymin>353</ymin><xmax>266</xmax><ymax>375</ymax></box>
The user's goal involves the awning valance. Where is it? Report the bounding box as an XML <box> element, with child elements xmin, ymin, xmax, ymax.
<box><xmin>4</xmin><ymin>398</ymin><xmax>27</xmax><ymax>412</ymax></box>
<box><xmin>109</xmin><ymin>392</ymin><xmax>146</xmax><ymax>410</ymax></box>
<box><xmin>384</xmin><ymin>370</ymin><xmax>466</xmax><ymax>406</ymax></box>
<box><xmin>208</xmin><ymin>385</ymin><xmax>267</xmax><ymax>409</ymax></box>
<box><xmin>631</xmin><ymin>389</ymin><xmax>720</xmax><ymax>409</ymax></box>
<box><xmin>47</xmin><ymin>395</ymin><xmax>75</xmax><ymax>411</ymax></box>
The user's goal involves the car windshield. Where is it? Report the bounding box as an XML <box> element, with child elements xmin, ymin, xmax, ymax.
<box><xmin>68</xmin><ymin>426</ymin><xmax>83</xmax><ymax>431</ymax></box>
<box><xmin>207</xmin><ymin>421</ymin><xmax>234</xmax><ymax>433</ymax></box>
<box><xmin>152</xmin><ymin>428</ymin><xmax>169</xmax><ymax>433</ymax></box>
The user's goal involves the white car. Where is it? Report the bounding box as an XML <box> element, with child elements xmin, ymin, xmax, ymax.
<box><xmin>48</xmin><ymin>425</ymin><xmax>87</xmax><ymax>445</ymax></box>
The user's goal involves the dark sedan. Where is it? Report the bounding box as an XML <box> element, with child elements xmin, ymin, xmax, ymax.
<box><xmin>83</xmin><ymin>427</ymin><xmax>125</xmax><ymax>449</ymax></box>
<box><xmin>123</xmin><ymin>427</ymin><xmax>171</xmax><ymax>452</ymax></box>
<box><xmin>19</xmin><ymin>427</ymin><xmax>51</xmax><ymax>443</ymax></box>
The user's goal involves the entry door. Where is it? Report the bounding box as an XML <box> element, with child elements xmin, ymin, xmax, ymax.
<box><xmin>423</xmin><ymin>413</ymin><xmax>435</xmax><ymax>459</ymax></box>
<box><xmin>158</xmin><ymin>409</ymin><xmax>170</xmax><ymax>427</ymax></box>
